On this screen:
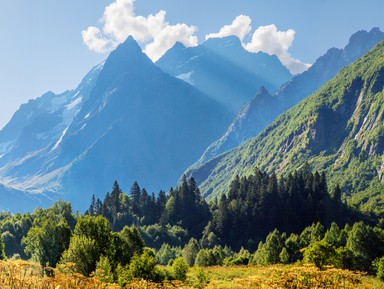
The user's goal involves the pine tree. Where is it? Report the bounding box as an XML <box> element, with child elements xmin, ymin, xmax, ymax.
<box><xmin>88</xmin><ymin>194</ymin><xmax>96</xmax><ymax>216</ymax></box>
<box><xmin>130</xmin><ymin>181</ymin><xmax>141</xmax><ymax>216</ymax></box>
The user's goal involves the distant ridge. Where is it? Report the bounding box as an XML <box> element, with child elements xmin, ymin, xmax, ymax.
<box><xmin>156</xmin><ymin>35</ymin><xmax>292</xmax><ymax>114</ymax></box>
<box><xmin>186</xmin><ymin>39</ymin><xmax>384</xmax><ymax>207</ymax></box>
<box><xmin>190</xmin><ymin>28</ymin><xmax>384</xmax><ymax>165</ymax></box>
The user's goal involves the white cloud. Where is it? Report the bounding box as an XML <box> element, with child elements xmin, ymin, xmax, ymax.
<box><xmin>144</xmin><ymin>24</ymin><xmax>198</xmax><ymax>62</ymax></box>
<box><xmin>244</xmin><ymin>24</ymin><xmax>310</xmax><ymax>74</ymax></box>
<box><xmin>82</xmin><ymin>0</ymin><xmax>198</xmax><ymax>62</ymax></box>
<box><xmin>81</xmin><ymin>27</ymin><xmax>115</xmax><ymax>53</ymax></box>
<box><xmin>205</xmin><ymin>17</ymin><xmax>311</xmax><ymax>74</ymax></box>
<box><xmin>205</xmin><ymin>15</ymin><xmax>252</xmax><ymax>42</ymax></box>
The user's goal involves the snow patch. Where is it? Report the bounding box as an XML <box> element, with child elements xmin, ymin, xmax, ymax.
<box><xmin>99</xmin><ymin>89</ymin><xmax>116</xmax><ymax>112</ymax></box>
<box><xmin>66</xmin><ymin>97</ymin><xmax>82</xmax><ymax>110</ymax></box>
<box><xmin>52</xmin><ymin>127</ymin><xmax>68</xmax><ymax>151</ymax></box>
<box><xmin>176</xmin><ymin>71</ymin><xmax>194</xmax><ymax>85</ymax></box>
<box><xmin>71</xmin><ymin>91</ymin><xmax>80</xmax><ymax>100</ymax></box>
<box><xmin>85</xmin><ymin>113</ymin><xmax>91</xmax><ymax>119</ymax></box>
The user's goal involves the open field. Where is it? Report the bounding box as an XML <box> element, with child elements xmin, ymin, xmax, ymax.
<box><xmin>0</xmin><ymin>260</ymin><xmax>383</xmax><ymax>289</ymax></box>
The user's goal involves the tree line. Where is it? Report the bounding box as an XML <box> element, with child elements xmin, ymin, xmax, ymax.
<box><xmin>0</xmin><ymin>167</ymin><xmax>382</xmax><ymax>283</ymax></box>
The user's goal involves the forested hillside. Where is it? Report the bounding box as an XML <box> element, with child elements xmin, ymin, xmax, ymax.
<box><xmin>187</xmin><ymin>40</ymin><xmax>384</xmax><ymax>217</ymax></box>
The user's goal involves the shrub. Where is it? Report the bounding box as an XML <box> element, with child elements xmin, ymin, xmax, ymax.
<box><xmin>376</xmin><ymin>256</ymin><xmax>384</xmax><ymax>281</ymax></box>
<box><xmin>303</xmin><ymin>240</ymin><xmax>341</xmax><ymax>269</ymax></box>
<box><xmin>171</xmin><ymin>257</ymin><xmax>189</xmax><ymax>281</ymax></box>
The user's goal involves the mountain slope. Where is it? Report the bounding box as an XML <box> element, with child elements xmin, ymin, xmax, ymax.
<box><xmin>186</xmin><ymin>40</ymin><xmax>384</xmax><ymax>204</ymax></box>
<box><xmin>0</xmin><ymin>64</ymin><xmax>102</xmax><ymax>210</ymax></box>
<box><xmin>0</xmin><ymin>36</ymin><xmax>231</xmax><ymax>211</ymax></box>
<box><xmin>0</xmin><ymin>184</ymin><xmax>51</xmax><ymax>213</ymax></box>
<box><xmin>156</xmin><ymin>36</ymin><xmax>292</xmax><ymax>113</ymax></box>
<box><xmin>193</xmin><ymin>28</ymin><xmax>384</xmax><ymax>165</ymax></box>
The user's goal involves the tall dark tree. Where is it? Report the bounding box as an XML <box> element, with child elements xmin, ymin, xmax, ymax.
<box><xmin>130</xmin><ymin>181</ymin><xmax>141</xmax><ymax>216</ymax></box>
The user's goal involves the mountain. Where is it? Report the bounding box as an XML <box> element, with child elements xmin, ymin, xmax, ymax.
<box><xmin>186</xmin><ymin>40</ymin><xmax>384</xmax><ymax>209</ymax></box>
<box><xmin>0</xmin><ymin>184</ymin><xmax>51</xmax><ymax>213</ymax></box>
<box><xmin>195</xmin><ymin>86</ymin><xmax>274</xmax><ymax>165</ymax></box>
<box><xmin>193</xmin><ymin>28</ymin><xmax>384</xmax><ymax>165</ymax></box>
<box><xmin>156</xmin><ymin>35</ymin><xmax>292</xmax><ymax>113</ymax></box>
<box><xmin>0</xmin><ymin>64</ymin><xmax>102</xmax><ymax>166</ymax></box>
<box><xmin>0</xmin><ymin>64</ymin><xmax>102</xmax><ymax>209</ymax></box>
<box><xmin>0</xmin><ymin>36</ymin><xmax>231</xmax><ymax>211</ymax></box>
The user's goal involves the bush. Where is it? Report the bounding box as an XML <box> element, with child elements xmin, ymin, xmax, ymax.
<box><xmin>190</xmin><ymin>268</ymin><xmax>209</xmax><ymax>289</ymax></box>
<box><xmin>60</xmin><ymin>235</ymin><xmax>99</xmax><ymax>276</ymax></box>
<box><xmin>303</xmin><ymin>240</ymin><xmax>341</xmax><ymax>269</ymax></box>
<box><xmin>195</xmin><ymin>249</ymin><xmax>213</xmax><ymax>267</ymax></box>
<box><xmin>376</xmin><ymin>256</ymin><xmax>384</xmax><ymax>281</ymax></box>
<box><xmin>128</xmin><ymin>251</ymin><xmax>164</xmax><ymax>283</ymax></box>
<box><xmin>95</xmin><ymin>255</ymin><xmax>114</xmax><ymax>283</ymax></box>
<box><xmin>171</xmin><ymin>257</ymin><xmax>189</xmax><ymax>281</ymax></box>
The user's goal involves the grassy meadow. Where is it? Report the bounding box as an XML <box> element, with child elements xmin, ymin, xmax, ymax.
<box><xmin>0</xmin><ymin>260</ymin><xmax>383</xmax><ymax>289</ymax></box>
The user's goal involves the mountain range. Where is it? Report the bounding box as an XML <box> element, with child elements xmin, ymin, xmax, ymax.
<box><xmin>0</xmin><ymin>37</ymin><xmax>236</xmax><ymax>210</ymax></box>
<box><xmin>192</xmin><ymin>28</ymin><xmax>384</xmax><ymax>166</ymax></box>
<box><xmin>156</xmin><ymin>35</ymin><xmax>292</xmax><ymax>113</ymax></box>
<box><xmin>0</xmin><ymin>35</ymin><xmax>293</xmax><ymax>212</ymax></box>
<box><xmin>186</xmin><ymin>38</ymin><xmax>384</xmax><ymax>214</ymax></box>
<box><xmin>1</xmin><ymin>28</ymin><xmax>383</xmax><ymax>213</ymax></box>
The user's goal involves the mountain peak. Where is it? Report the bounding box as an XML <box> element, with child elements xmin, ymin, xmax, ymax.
<box><xmin>343</xmin><ymin>27</ymin><xmax>384</xmax><ymax>61</ymax></box>
<box><xmin>170</xmin><ymin>41</ymin><xmax>187</xmax><ymax>51</ymax></box>
<box><xmin>202</xmin><ymin>35</ymin><xmax>242</xmax><ymax>51</ymax></box>
<box><xmin>114</xmin><ymin>35</ymin><xmax>144</xmax><ymax>58</ymax></box>
<box><xmin>256</xmin><ymin>86</ymin><xmax>270</xmax><ymax>96</ymax></box>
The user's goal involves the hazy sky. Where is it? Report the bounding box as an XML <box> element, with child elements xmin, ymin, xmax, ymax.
<box><xmin>0</xmin><ymin>0</ymin><xmax>383</xmax><ymax>128</ymax></box>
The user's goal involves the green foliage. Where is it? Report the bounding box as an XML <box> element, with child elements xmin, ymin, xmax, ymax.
<box><xmin>22</xmin><ymin>207</ymin><xmax>71</xmax><ymax>268</ymax></box>
<box><xmin>223</xmin><ymin>247</ymin><xmax>251</xmax><ymax>266</ymax></box>
<box><xmin>303</xmin><ymin>240</ymin><xmax>341</xmax><ymax>269</ymax></box>
<box><xmin>0</xmin><ymin>235</ymin><xmax>5</xmax><ymax>260</ymax></box>
<box><xmin>155</xmin><ymin>243</ymin><xmax>180</xmax><ymax>265</ymax></box>
<box><xmin>346</xmin><ymin>222</ymin><xmax>384</xmax><ymax>272</ymax></box>
<box><xmin>189</xmin><ymin>267</ymin><xmax>210</xmax><ymax>289</ymax></box>
<box><xmin>182</xmin><ymin>238</ymin><xmax>201</xmax><ymax>266</ymax></box>
<box><xmin>171</xmin><ymin>256</ymin><xmax>189</xmax><ymax>281</ymax></box>
<box><xmin>194</xmin><ymin>249</ymin><xmax>214</xmax><ymax>267</ymax></box>
<box><xmin>60</xmin><ymin>235</ymin><xmax>99</xmax><ymax>276</ymax></box>
<box><xmin>252</xmin><ymin>229</ymin><xmax>284</xmax><ymax>265</ymax></box>
<box><xmin>62</xmin><ymin>215</ymin><xmax>116</xmax><ymax>276</ymax></box>
<box><xmin>279</xmin><ymin>247</ymin><xmax>290</xmax><ymax>264</ymax></box>
<box><xmin>87</xmin><ymin>180</ymin><xmax>168</xmax><ymax>232</ymax></box>
<box><xmin>284</xmin><ymin>233</ymin><xmax>301</xmax><ymax>262</ymax></box>
<box><xmin>161</xmin><ymin>176</ymin><xmax>211</xmax><ymax>237</ymax></box>
<box><xmin>323</xmin><ymin>222</ymin><xmax>342</xmax><ymax>247</ymax></box>
<box><xmin>114</xmin><ymin>225</ymin><xmax>145</xmax><ymax>266</ymax></box>
<box><xmin>73</xmin><ymin>215</ymin><xmax>112</xmax><ymax>258</ymax></box>
<box><xmin>95</xmin><ymin>255</ymin><xmax>114</xmax><ymax>283</ymax></box>
<box><xmin>0</xmin><ymin>212</ymin><xmax>34</xmax><ymax>258</ymax></box>
<box><xmin>208</xmin><ymin>168</ymin><xmax>349</xmax><ymax>250</ymax></box>
<box><xmin>128</xmin><ymin>251</ymin><xmax>162</xmax><ymax>282</ymax></box>
<box><xmin>376</xmin><ymin>256</ymin><xmax>384</xmax><ymax>281</ymax></box>
<box><xmin>139</xmin><ymin>223</ymin><xmax>188</xmax><ymax>249</ymax></box>
<box><xmin>300</xmin><ymin>222</ymin><xmax>325</xmax><ymax>247</ymax></box>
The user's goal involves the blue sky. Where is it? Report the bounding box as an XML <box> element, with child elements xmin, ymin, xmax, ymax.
<box><xmin>0</xmin><ymin>0</ymin><xmax>383</xmax><ymax>128</ymax></box>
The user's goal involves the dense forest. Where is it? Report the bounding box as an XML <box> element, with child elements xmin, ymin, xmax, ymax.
<box><xmin>0</xmin><ymin>167</ymin><xmax>384</xmax><ymax>285</ymax></box>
